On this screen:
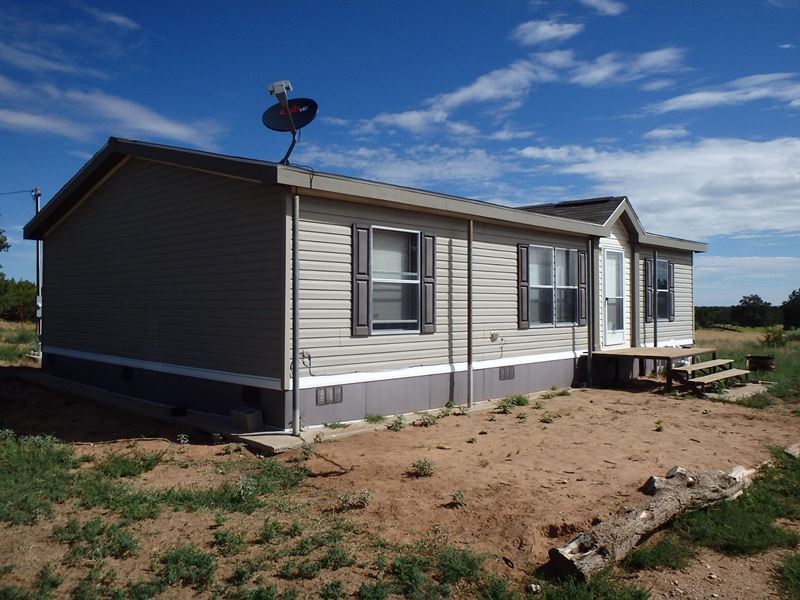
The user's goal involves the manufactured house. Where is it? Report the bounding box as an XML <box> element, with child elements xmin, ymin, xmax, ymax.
<box><xmin>24</xmin><ymin>138</ymin><xmax>707</xmax><ymax>431</ymax></box>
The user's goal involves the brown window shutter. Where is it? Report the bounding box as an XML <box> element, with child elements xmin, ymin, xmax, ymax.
<box><xmin>420</xmin><ymin>233</ymin><xmax>436</xmax><ymax>334</ymax></box>
<box><xmin>644</xmin><ymin>258</ymin><xmax>654</xmax><ymax>323</ymax></box>
<box><xmin>577</xmin><ymin>250</ymin><xmax>588</xmax><ymax>326</ymax></box>
<box><xmin>351</xmin><ymin>224</ymin><xmax>370</xmax><ymax>337</ymax></box>
<box><xmin>517</xmin><ymin>243</ymin><xmax>529</xmax><ymax>329</ymax></box>
<box><xmin>668</xmin><ymin>261</ymin><xmax>676</xmax><ymax>322</ymax></box>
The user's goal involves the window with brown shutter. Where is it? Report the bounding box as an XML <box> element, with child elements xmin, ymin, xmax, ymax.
<box><xmin>644</xmin><ymin>257</ymin><xmax>654</xmax><ymax>323</ymax></box>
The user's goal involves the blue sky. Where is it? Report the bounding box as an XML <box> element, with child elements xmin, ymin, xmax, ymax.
<box><xmin>0</xmin><ymin>0</ymin><xmax>798</xmax><ymax>306</ymax></box>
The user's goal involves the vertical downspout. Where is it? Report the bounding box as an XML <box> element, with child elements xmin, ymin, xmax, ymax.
<box><xmin>652</xmin><ymin>248</ymin><xmax>658</xmax><ymax>349</ymax></box>
<box><xmin>586</xmin><ymin>237</ymin><xmax>593</xmax><ymax>386</ymax></box>
<box><xmin>33</xmin><ymin>187</ymin><xmax>42</xmax><ymax>357</ymax></box>
<box><xmin>292</xmin><ymin>191</ymin><xmax>300</xmax><ymax>435</ymax></box>
<box><xmin>466</xmin><ymin>219</ymin><xmax>474</xmax><ymax>408</ymax></box>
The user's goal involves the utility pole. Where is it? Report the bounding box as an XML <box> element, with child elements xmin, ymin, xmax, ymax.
<box><xmin>33</xmin><ymin>186</ymin><xmax>42</xmax><ymax>358</ymax></box>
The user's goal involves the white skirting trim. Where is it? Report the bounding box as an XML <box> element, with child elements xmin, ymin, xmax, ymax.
<box><xmin>44</xmin><ymin>345</ymin><xmax>585</xmax><ymax>392</ymax></box>
<box><xmin>42</xmin><ymin>346</ymin><xmax>284</xmax><ymax>390</ymax></box>
<box><xmin>640</xmin><ymin>338</ymin><xmax>694</xmax><ymax>348</ymax></box>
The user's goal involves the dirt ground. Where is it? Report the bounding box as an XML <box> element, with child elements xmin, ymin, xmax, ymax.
<box><xmin>0</xmin><ymin>370</ymin><xmax>798</xmax><ymax>598</ymax></box>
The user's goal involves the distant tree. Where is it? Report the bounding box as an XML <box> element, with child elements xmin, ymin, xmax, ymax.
<box><xmin>0</xmin><ymin>225</ymin><xmax>8</xmax><ymax>257</ymax></box>
<box><xmin>783</xmin><ymin>289</ymin><xmax>800</xmax><ymax>330</ymax></box>
<box><xmin>730</xmin><ymin>294</ymin><xmax>773</xmax><ymax>327</ymax></box>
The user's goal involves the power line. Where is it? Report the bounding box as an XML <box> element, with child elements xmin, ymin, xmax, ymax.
<box><xmin>0</xmin><ymin>189</ymin><xmax>33</xmax><ymax>196</ymax></box>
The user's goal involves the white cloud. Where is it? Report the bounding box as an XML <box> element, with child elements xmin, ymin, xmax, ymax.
<box><xmin>370</xmin><ymin>109</ymin><xmax>449</xmax><ymax>132</ymax></box>
<box><xmin>63</xmin><ymin>89</ymin><xmax>222</xmax><ymax>149</ymax></box>
<box><xmin>0</xmin><ymin>41</ymin><xmax>105</xmax><ymax>77</ymax></box>
<box><xmin>640</xmin><ymin>78</ymin><xmax>675</xmax><ymax>91</ymax></box>
<box><xmin>511</xmin><ymin>19</ymin><xmax>584</xmax><ymax>46</ymax></box>
<box><xmin>75</xmin><ymin>3</ymin><xmax>140</xmax><ymax>30</ymax></box>
<box><xmin>535</xmin><ymin>49</ymin><xmax>578</xmax><ymax>69</ymax></box>
<box><xmin>297</xmin><ymin>144</ymin><xmax>511</xmax><ymax>188</ymax></box>
<box><xmin>643</xmin><ymin>125</ymin><xmax>689</xmax><ymax>139</ymax></box>
<box><xmin>0</xmin><ymin>72</ymin><xmax>23</xmax><ymax>97</ymax></box>
<box><xmin>578</xmin><ymin>0</ymin><xmax>626</xmax><ymax>16</ymax></box>
<box><xmin>517</xmin><ymin>137</ymin><xmax>800</xmax><ymax>239</ymax></box>
<box><xmin>570</xmin><ymin>47</ymin><xmax>685</xmax><ymax>86</ymax></box>
<box><xmin>779</xmin><ymin>43</ymin><xmax>796</xmax><ymax>49</ymax></box>
<box><xmin>0</xmin><ymin>108</ymin><xmax>88</xmax><ymax>140</ymax></box>
<box><xmin>651</xmin><ymin>72</ymin><xmax>800</xmax><ymax>113</ymax></box>
<box><xmin>431</xmin><ymin>59</ymin><xmax>556</xmax><ymax>111</ymax></box>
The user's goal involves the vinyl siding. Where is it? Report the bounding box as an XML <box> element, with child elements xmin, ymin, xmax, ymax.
<box><xmin>598</xmin><ymin>221</ymin><xmax>632</xmax><ymax>348</ymax></box>
<box><xmin>291</xmin><ymin>198</ymin><xmax>590</xmax><ymax>378</ymax></box>
<box><xmin>292</xmin><ymin>196</ymin><xmax>467</xmax><ymax>376</ymax></box>
<box><xmin>43</xmin><ymin>157</ymin><xmax>285</xmax><ymax>377</ymax></box>
<box><xmin>472</xmin><ymin>222</ymin><xmax>588</xmax><ymax>361</ymax></box>
<box><xmin>639</xmin><ymin>248</ymin><xmax>694</xmax><ymax>345</ymax></box>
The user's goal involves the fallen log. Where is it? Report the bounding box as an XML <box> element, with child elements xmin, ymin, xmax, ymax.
<box><xmin>547</xmin><ymin>464</ymin><xmax>756</xmax><ymax>581</ymax></box>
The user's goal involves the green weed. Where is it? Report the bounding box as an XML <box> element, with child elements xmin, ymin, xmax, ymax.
<box><xmin>778</xmin><ymin>552</ymin><xmax>800</xmax><ymax>599</ymax></box>
<box><xmin>97</xmin><ymin>451</ymin><xmax>162</xmax><ymax>478</ymax></box>
<box><xmin>228</xmin><ymin>558</ymin><xmax>264</xmax><ymax>586</ymax></box>
<box><xmin>211</xmin><ymin>529</ymin><xmax>246</xmax><ymax>556</ymax></box>
<box><xmin>323</xmin><ymin>422</ymin><xmax>350</xmax><ymax>430</ymax></box>
<box><xmin>737</xmin><ymin>393</ymin><xmax>774</xmax><ymax>409</ymax></box>
<box><xmin>387</xmin><ymin>416</ymin><xmax>405</xmax><ymax>432</ymax></box>
<box><xmin>357</xmin><ymin>581</ymin><xmax>391</xmax><ymax>600</ymax></box>
<box><xmin>225</xmin><ymin>583</ymin><xmax>299</xmax><ymax>600</ymax></box>
<box><xmin>53</xmin><ymin>517</ymin><xmax>137</xmax><ymax>563</ymax></box>
<box><xmin>320</xmin><ymin>580</ymin><xmax>345</xmax><ymax>599</ymax></box>
<box><xmin>158</xmin><ymin>544</ymin><xmax>217</xmax><ymax>590</ymax></box>
<box><xmin>414</xmin><ymin>412</ymin><xmax>439</xmax><ymax>427</ymax></box>
<box><xmin>623</xmin><ymin>535</ymin><xmax>697</xmax><ymax>571</ymax></box>
<box><xmin>410</xmin><ymin>458</ymin><xmax>435</xmax><ymax>477</ymax></box>
<box><xmin>338</xmin><ymin>489</ymin><xmax>372</xmax><ymax>511</ymax></box>
<box><xmin>365</xmin><ymin>414</ymin><xmax>386</xmax><ymax>424</ymax></box>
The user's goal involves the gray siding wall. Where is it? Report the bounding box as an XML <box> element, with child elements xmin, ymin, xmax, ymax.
<box><xmin>293</xmin><ymin>196</ymin><xmax>468</xmax><ymax>375</ymax></box>
<box><xmin>291</xmin><ymin>198</ymin><xmax>589</xmax><ymax>379</ymax></box>
<box><xmin>472</xmin><ymin>222</ymin><xmax>589</xmax><ymax>360</ymax></box>
<box><xmin>638</xmin><ymin>248</ymin><xmax>694</xmax><ymax>345</ymax></box>
<box><xmin>43</xmin><ymin>157</ymin><xmax>285</xmax><ymax>378</ymax></box>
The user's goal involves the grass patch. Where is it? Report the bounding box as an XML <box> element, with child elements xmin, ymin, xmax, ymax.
<box><xmin>623</xmin><ymin>535</ymin><xmax>697</xmax><ymax>571</ymax></box>
<box><xmin>0</xmin><ymin>431</ymin><xmax>80</xmax><ymax>524</ymax></box>
<box><xmin>211</xmin><ymin>529</ymin><xmax>247</xmax><ymax>556</ymax></box>
<box><xmin>52</xmin><ymin>517</ymin><xmax>137</xmax><ymax>563</ymax></box>
<box><xmin>2</xmin><ymin>328</ymin><xmax>36</xmax><ymax>345</ymax></box>
<box><xmin>675</xmin><ymin>447</ymin><xmax>800</xmax><ymax>555</ymax></box>
<box><xmin>97</xmin><ymin>451</ymin><xmax>162</xmax><ymax>478</ymax></box>
<box><xmin>320</xmin><ymin>580</ymin><xmax>345</xmax><ymax>599</ymax></box>
<box><xmin>778</xmin><ymin>552</ymin><xmax>800</xmax><ymax>599</ymax></box>
<box><xmin>387</xmin><ymin>416</ymin><xmax>405</xmax><ymax>432</ymax></box>
<box><xmin>737</xmin><ymin>393</ymin><xmax>774</xmax><ymax>409</ymax></box>
<box><xmin>365</xmin><ymin>414</ymin><xmax>386</xmax><ymax>424</ymax></box>
<box><xmin>323</xmin><ymin>422</ymin><xmax>349</xmax><ymax>430</ymax></box>
<box><xmin>410</xmin><ymin>458</ymin><xmax>435</xmax><ymax>477</ymax></box>
<box><xmin>158</xmin><ymin>544</ymin><xmax>217</xmax><ymax>590</ymax></box>
<box><xmin>534</xmin><ymin>574</ymin><xmax>650</xmax><ymax>600</ymax></box>
<box><xmin>226</xmin><ymin>584</ymin><xmax>299</xmax><ymax>600</ymax></box>
<box><xmin>358</xmin><ymin>581</ymin><xmax>392</xmax><ymax>600</ymax></box>
<box><xmin>0</xmin><ymin>345</ymin><xmax>31</xmax><ymax>362</ymax></box>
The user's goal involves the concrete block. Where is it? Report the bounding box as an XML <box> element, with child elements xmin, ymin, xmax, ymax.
<box><xmin>230</xmin><ymin>406</ymin><xmax>264</xmax><ymax>432</ymax></box>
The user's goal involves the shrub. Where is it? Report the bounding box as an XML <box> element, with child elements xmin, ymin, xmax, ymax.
<box><xmin>320</xmin><ymin>580</ymin><xmax>345</xmax><ymax>599</ymax></box>
<box><xmin>365</xmin><ymin>414</ymin><xmax>385</xmax><ymax>424</ymax></box>
<box><xmin>299</xmin><ymin>442</ymin><xmax>315</xmax><ymax>461</ymax></box>
<box><xmin>761</xmin><ymin>327</ymin><xmax>787</xmax><ymax>347</ymax></box>
<box><xmin>495</xmin><ymin>398</ymin><xmax>514</xmax><ymax>414</ymax></box>
<box><xmin>259</xmin><ymin>519</ymin><xmax>285</xmax><ymax>543</ymax></box>
<box><xmin>449</xmin><ymin>490</ymin><xmax>466</xmax><ymax>509</ymax></box>
<box><xmin>338</xmin><ymin>490</ymin><xmax>372</xmax><ymax>511</ymax></box>
<box><xmin>387</xmin><ymin>416</ymin><xmax>405</xmax><ymax>432</ymax></box>
<box><xmin>358</xmin><ymin>581</ymin><xmax>391</xmax><ymax>600</ymax></box>
<box><xmin>437</xmin><ymin>547</ymin><xmax>483</xmax><ymax>584</ymax></box>
<box><xmin>211</xmin><ymin>529</ymin><xmax>246</xmax><ymax>556</ymax></box>
<box><xmin>158</xmin><ymin>545</ymin><xmax>217</xmax><ymax>590</ymax></box>
<box><xmin>410</xmin><ymin>458</ymin><xmax>434</xmax><ymax>477</ymax></box>
<box><xmin>415</xmin><ymin>412</ymin><xmax>439</xmax><ymax>427</ymax></box>
<box><xmin>508</xmin><ymin>394</ymin><xmax>529</xmax><ymax>406</ymax></box>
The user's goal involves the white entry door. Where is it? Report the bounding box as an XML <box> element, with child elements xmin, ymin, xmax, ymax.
<box><xmin>604</xmin><ymin>250</ymin><xmax>625</xmax><ymax>346</ymax></box>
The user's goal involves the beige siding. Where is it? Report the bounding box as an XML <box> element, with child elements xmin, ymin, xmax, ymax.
<box><xmin>472</xmin><ymin>223</ymin><xmax>588</xmax><ymax>361</ymax></box>
<box><xmin>598</xmin><ymin>221</ymin><xmax>633</xmax><ymax>348</ymax></box>
<box><xmin>291</xmin><ymin>199</ymin><xmax>590</xmax><ymax>377</ymax></box>
<box><xmin>292</xmin><ymin>196</ymin><xmax>467</xmax><ymax>375</ymax></box>
<box><xmin>639</xmin><ymin>249</ymin><xmax>694</xmax><ymax>345</ymax></box>
<box><xmin>43</xmin><ymin>157</ymin><xmax>285</xmax><ymax>377</ymax></box>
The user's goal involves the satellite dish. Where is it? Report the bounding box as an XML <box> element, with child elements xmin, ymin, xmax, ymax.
<box><xmin>262</xmin><ymin>98</ymin><xmax>318</xmax><ymax>132</ymax></box>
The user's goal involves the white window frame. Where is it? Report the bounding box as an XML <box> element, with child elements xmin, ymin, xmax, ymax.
<box><xmin>555</xmin><ymin>247</ymin><xmax>579</xmax><ymax>325</ymax></box>
<box><xmin>656</xmin><ymin>258</ymin><xmax>670</xmax><ymax>321</ymax></box>
<box><xmin>528</xmin><ymin>245</ymin><xmax>554</xmax><ymax>327</ymax></box>
<box><xmin>370</xmin><ymin>225</ymin><xmax>421</xmax><ymax>335</ymax></box>
<box><xmin>528</xmin><ymin>245</ymin><xmax>579</xmax><ymax>327</ymax></box>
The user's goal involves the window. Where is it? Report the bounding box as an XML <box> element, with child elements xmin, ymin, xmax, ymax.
<box><xmin>352</xmin><ymin>224</ymin><xmax>436</xmax><ymax>337</ymax></box>
<box><xmin>656</xmin><ymin>259</ymin><xmax>670</xmax><ymax>320</ymax></box>
<box><xmin>526</xmin><ymin>246</ymin><xmax>579</xmax><ymax>326</ymax></box>
<box><xmin>555</xmin><ymin>249</ymin><xmax>578</xmax><ymax>324</ymax></box>
<box><xmin>529</xmin><ymin>246</ymin><xmax>553</xmax><ymax>325</ymax></box>
<box><xmin>371</xmin><ymin>228</ymin><xmax>420</xmax><ymax>332</ymax></box>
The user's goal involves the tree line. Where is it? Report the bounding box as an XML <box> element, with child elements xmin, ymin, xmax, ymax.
<box><xmin>0</xmin><ymin>224</ymin><xmax>36</xmax><ymax>322</ymax></box>
<box><xmin>696</xmin><ymin>291</ymin><xmax>800</xmax><ymax>330</ymax></box>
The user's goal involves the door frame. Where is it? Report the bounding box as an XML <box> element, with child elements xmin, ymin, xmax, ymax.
<box><xmin>603</xmin><ymin>248</ymin><xmax>625</xmax><ymax>347</ymax></box>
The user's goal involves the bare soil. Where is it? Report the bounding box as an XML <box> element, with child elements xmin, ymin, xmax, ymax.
<box><xmin>0</xmin><ymin>370</ymin><xmax>798</xmax><ymax>598</ymax></box>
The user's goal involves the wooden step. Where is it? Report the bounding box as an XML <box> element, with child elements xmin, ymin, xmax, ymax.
<box><xmin>688</xmin><ymin>368</ymin><xmax>750</xmax><ymax>388</ymax></box>
<box><xmin>672</xmin><ymin>359</ymin><xmax>734</xmax><ymax>374</ymax></box>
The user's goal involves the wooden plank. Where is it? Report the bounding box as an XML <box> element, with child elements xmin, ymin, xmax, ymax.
<box><xmin>672</xmin><ymin>359</ymin><xmax>733</xmax><ymax>374</ymax></box>
<box><xmin>689</xmin><ymin>368</ymin><xmax>750</xmax><ymax>385</ymax></box>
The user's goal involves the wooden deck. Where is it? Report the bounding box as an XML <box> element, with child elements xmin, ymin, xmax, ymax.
<box><xmin>593</xmin><ymin>346</ymin><xmax>718</xmax><ymax>389</ymax></box>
